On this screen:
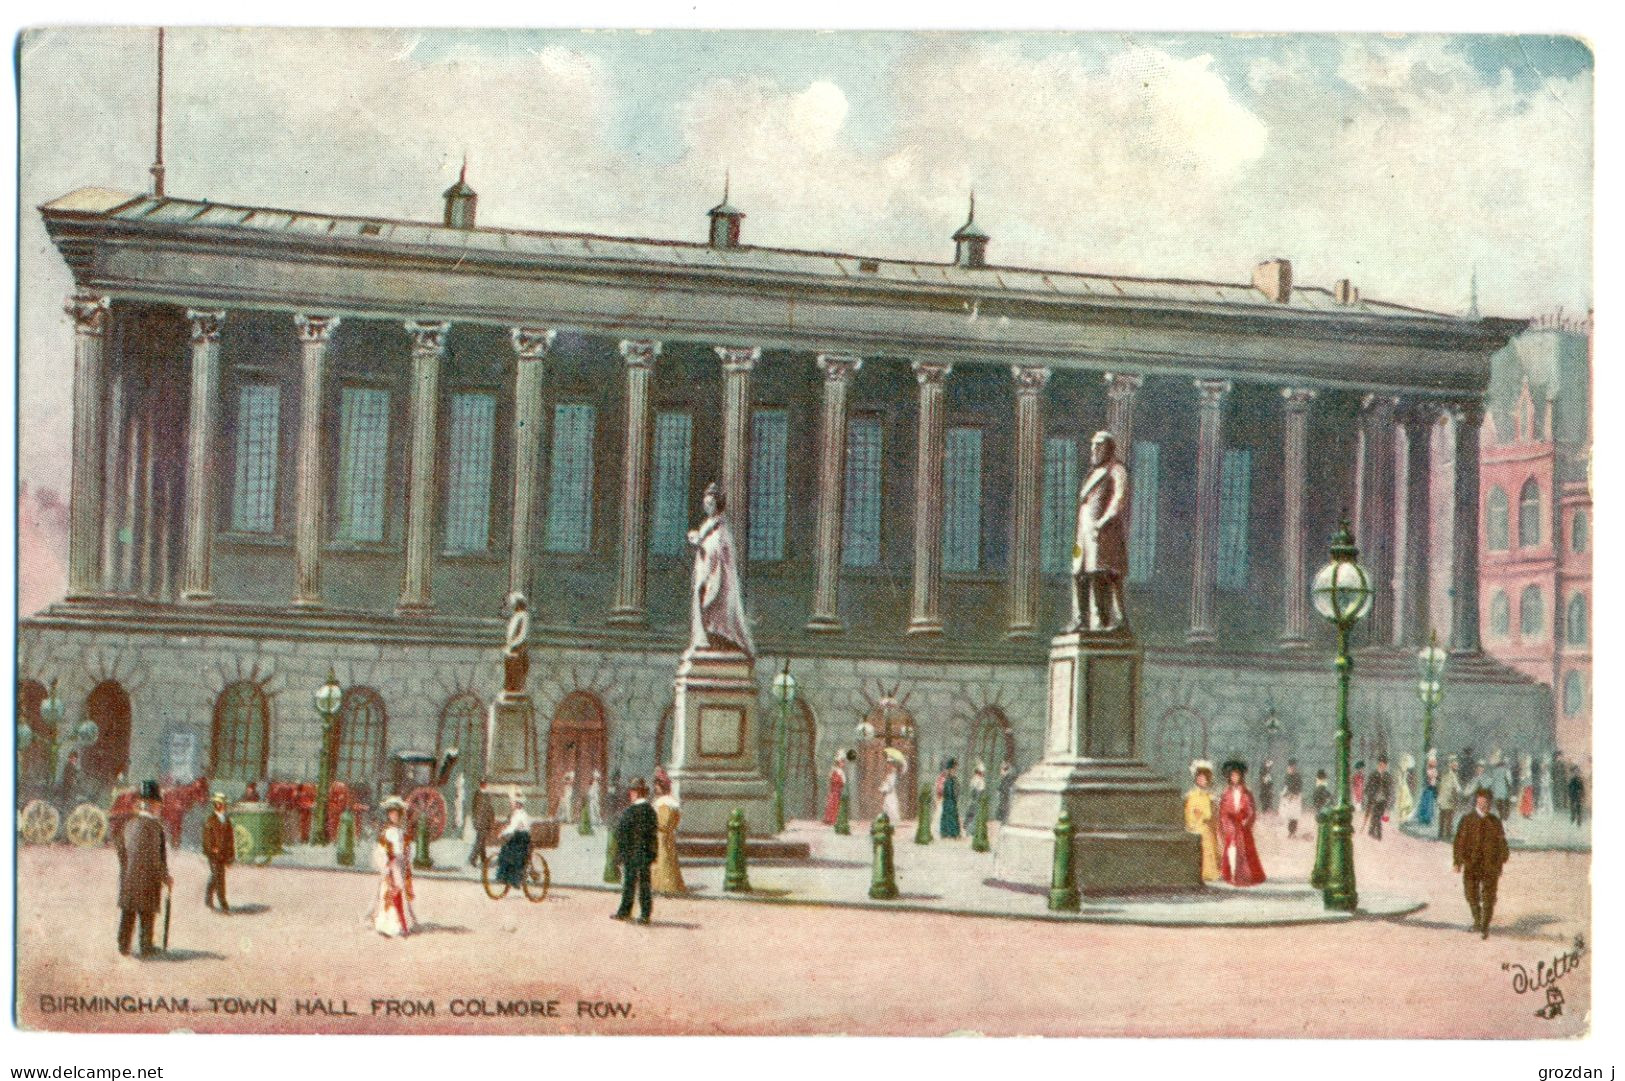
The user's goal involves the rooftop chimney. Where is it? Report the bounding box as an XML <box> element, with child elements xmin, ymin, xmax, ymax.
<box><xmin>952</xmin><ymin>193</ymin><xmax>989</xmax><ymax>269</ymax></box>
<box><xmin>443</xmin><ymin>157</ymin><xmax>477</xmax><ymax>229</ymax></box>
<box><xmin>708</xmin><ymin>174</ymin><xmax>744</xmax><ymax>249</ymax></box>
<box><xmin>1333</xmin><ymin>278</ymin><xmax>1359</xmax><ymax>305</ymax></box>
<box><xmin>1253</xmin><ymin>258</ymin><xmax>1292</xmax><ymax>303</ymax></box>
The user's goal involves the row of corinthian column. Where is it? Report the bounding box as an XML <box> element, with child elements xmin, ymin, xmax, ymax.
<box><xmin>61</xmin><ymin>293</ymin><xmax>1483</xmax><ymax>654</ymax></box>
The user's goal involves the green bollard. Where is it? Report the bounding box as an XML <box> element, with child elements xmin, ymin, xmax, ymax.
<box><xmin>412</xmin><ymin>821</ymin><xmax>434</xmax><ymax>871</ymax></box>
<box><xmin>868</xmin><ymin>813</ymin><xmax>899</xmax><ymax>899</ymax></box>
<box><xmin>603</xmin><ymin>829</ymin><xmax>621</xmax><ymax>884</ymax></box>
<box><xmin>335</xmin><ymin>808</ymin><xmax>355</xmax><ymax>867</ymax></box>
<box><xmin>723</xmin><ymin>809</ymin><xmax>751</xmax><ymax>892</ymax></box>
<box><xmin>578</xmin><ymin>801</ymin><xmax>594</xmax><ymax>837</ymax></box>
<box><xmin>1310</xmin><ymin>808</ymin><xmax>1330</xmax><ymax>889</ymax></box>
<box><xmin>971</xmin><ymin>789</ymin><xmax>991</xmax><ymax>853</ymax></box>
<box><xmin>1048</xmin><ymin>811</ymin><xmax>1080</xmax><ymax>912</ymax></box>
<box><xmin>914</xmin><ymin>786</ymin><xmax>934</xmax><ymax>845</ymax></box>
<box><xmin>833</xmin><ymin>787</ymin><xmax>851</xmax><ymax>836</ymax></box>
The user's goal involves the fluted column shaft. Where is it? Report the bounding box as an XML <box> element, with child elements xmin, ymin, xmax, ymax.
<box><xmin>715</xmin><ymin>346</ymin><xmax>759</xmax><ymax>552</ymax></box>
<box><xmin>1103</xmin><ymin>372</ymin><xmax>1142</xmax><ymax>456</ymax></box>
<box><xmin>908</xmin><ymin>361</ymin><xmax>953</xmax><ymax>636</ymax></box>
<box><xmin>807</xmin><ymin>354</ymin><xmax>863</xmax><ymax>632</ymax></box>
<box><xmin>1280</xmin><ymin>388</ymin><xmax>1316</xmax><ymax>647</ymax></box>
<box><xmin>508</xmin><ymin>327</ymin><xmax>554</xmax><ymax>599</ymax></box>
<box><xmin>610</xmin><ymin>339</ymin><xmax>661</xmax><ymax>625</ymax></box>
<box><xmin>99</xmin><ymin>370</ymin><xmax>126</xmax><ymax>592</ymax></box>
<box><xmin>1187</xmin><ymin>379</ymin><xmax>1231</xmax><ymax>643</ymax></box>
<box><xmin>293</xmin><ymin>314</ymin><xmax>340</xmax><ymax>606</ymax></box>
<box><xmin>180</xmin><ymin>309</ymin><xmax>226</xmax><ymax>602</ymax></box>
<box><xmin>1007</xmin><ymin>365</ymin><xmax>1051</xmax><ymax>638</ymax></box>
<box><xmin>1398</xmin><ymin>403</ymin><xmax>1436</xmax><ymax>647</ymax></box>
<box><xmin>1450</xmin><ymin>403</ymin><xmax>1484</xmax><ymax>654</ymax></box>
<box><xmin>1356</xmin><ymin>394</ymin><xmax>1399</xmax><ymax>643</ymax></box>
<box><xmin>66</xmin><ymin>295</ymin><xmax>110</xmax><ymax>598</ymax></box>
<box><xmin>398</xmin><ymin>320</ymin><xmax>449</xmax><ymax>615</ymax></box>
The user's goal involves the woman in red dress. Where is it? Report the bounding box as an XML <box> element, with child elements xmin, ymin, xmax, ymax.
<box><xmin>823</xmin><ymin>753</ymin><xmax>847</xmax><ymax>826</ymax></box>
<box><xmin>1218</xmin><ymin>760</ymin><xmax>1267</xmax><ymax>886</ymax></box>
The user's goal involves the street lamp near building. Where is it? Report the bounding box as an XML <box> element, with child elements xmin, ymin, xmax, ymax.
<box><xmin>771</xmin><ymin>658</ymin><xmax>798</xmax><ymax>833</ymax></box>
<box><xmin>1416</xmin><ymin>630</ymin><xmax>1447</xmax><ymax>768</ymax></box>
<box><xmin>312</xmin><ymin>668</ymin><xmax>344</xmax><ymax>845</ymax></box>
<box><xmin>38</xmin><ymin>680</ymin><xmax>67</xmax><ymax>787</ymax></box>
<box><xmin>1310</xmin><ymin>520</ymin><xmax>1374</xmax><ymax>913</ymax></box>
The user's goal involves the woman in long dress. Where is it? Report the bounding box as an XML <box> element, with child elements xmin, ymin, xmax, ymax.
<box><xmin>1396</xmin><ymin>754</ymin><xmax>1416</xmax><ymax>822</ymax></box>
<box><xmin>372</xmin><ymin>798</ymin><xmax>417</xmax><ymax>937</ymax></box>
<box><xmin>1217</xmin><ymin>760</ymin><xmax>1266</xmax><ymax>887</ymax></box>
<box><xmin>585</xmin><ymin>771</ymin><xmax>604</xmax><ymax>829</ymax></box>
<box><xmin>1184</xmin><ymin>761</ymin><xmax>1221</xmax><ymax>882</ymax></box>
<box><xmin>1519</xmin><ymin>753</ymin><xmax>1536</xmax><ymax>818</ymax></box>
<box><xmin>1415</xmin><ymin>755</ymin><xmax>1439</xmax><ymax>826</ymax></box>
<box><xmin>556</xmin><ymin>770</ymin><xmax>576</xmax><ymax>824</ymax></box>
<box><xmin>493</xmin><ymin>790</ymin><xmax>532</xmax><ymax>893</ymax></box>
<box><xmin>938</xmin><ymin>759</ymin><xmax>961</xmax><ymax>839</ymax></box>
<box><xmin>879</xmin><ymin>761</ymin><xmax>903</xmax><ymax>823</ymax></box>
<box><xmin>650</xmin><ymin>777</ymin><xmax>686</xmax><ymax>896</ymax></box>
<box><xmin>823</xmin><ymin>755</ymin><xmax>846</xmax><ymax>826</ymax></box>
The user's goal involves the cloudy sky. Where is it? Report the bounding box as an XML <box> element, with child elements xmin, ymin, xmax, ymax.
<box><xmin>17</xmin><ymin>28</ymin><xmax>1593</xmax><ymax>493</ymax></box>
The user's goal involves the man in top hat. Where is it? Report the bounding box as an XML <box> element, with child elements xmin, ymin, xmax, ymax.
<box><xmin>202</xmin><ymin>791</ymin><xmax>235</xmax><ymax>913</ymax></box>
<box><xmin>1364</xmin><ymin>756</ymin><xmax>1393</xmax><ymax>840</ymax></box>
<box><xmin>117</xmin><ymin>781</ymin><xmax>172</xmax><ymax>956</ymax></box>
<box><xmin>611</xmin><ymin>777</ymin><xmax>659</xmax><ymax>924</ymax></box>
<box><xmin>1453</xmin><ymin>787</ymin><xmax>1510</xmax><ymax>938</ymax></box>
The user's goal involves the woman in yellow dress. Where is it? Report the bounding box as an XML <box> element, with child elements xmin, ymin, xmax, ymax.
<box><xmin>650</xmin><ymin>775</ymin><xmax>686</xmax><ymax>896</ymax></box>
<box><xmin>1184</xmin><ymin>760</ymin><xmax>1221</xmax><ymax>883</ymax></box>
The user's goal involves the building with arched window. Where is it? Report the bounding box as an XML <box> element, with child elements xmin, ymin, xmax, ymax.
<box><xmin>20</xmin><ymin>176</ymin><xmax>1560</xmax><ymax>797</ymax></box>
<box><xmin>1479</xmin><ymin>314</ymin><xmax>1590</xmax><ymax>756</ymax></box>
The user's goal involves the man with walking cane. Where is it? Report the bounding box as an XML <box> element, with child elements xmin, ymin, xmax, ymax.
<box><xmin>117</xmin><ymin>780</ymin><xmax>173</xmax><ymax>957</ymax></box>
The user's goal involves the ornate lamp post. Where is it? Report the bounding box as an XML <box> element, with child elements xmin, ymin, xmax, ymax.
<box><xmin>771</xmin><ymin>659</ymin><xmax>798</xmax><ymax>833</ymax></box>
<box><xmin>1416</xmin><ymin>630</ymin><xmax>1447</xmax><ymax>768</ymax></box>
<box><xmin>1310</xmin><ymin>521</ymin><xmax>1374</xmax><ymax>912</ymax></box>
<box><xmin>311</xmin><ymin>668</ymin><xmax>343</xmax><ymax>845</ymax></box>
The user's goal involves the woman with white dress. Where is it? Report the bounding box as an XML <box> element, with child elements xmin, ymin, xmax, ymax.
<box><xmin>371</xmin><ymin>797</ymin><xmax>417</xmax><ymax>938</ymax></box>
<box><xmin>879</xmin><ymin>760</ymin><xmax>903</xmax><ymax>823</ymax></box>
<box><xmin>585</xmin><ymin>770</ymin><xmax>604</xmax><ymax>829</ymax></box>
<box><xmin>492</xmin><ymin>789</ymin><xmax>533</xmax><ymax>894</ymax></box>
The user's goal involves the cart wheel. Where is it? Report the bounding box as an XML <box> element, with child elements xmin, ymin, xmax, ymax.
<box><xmin>480</xmin><ymin>849</ymin><xmax>510</xmax><ymax>900</ymax></box>
<box><xmin>233</xmin><ymin>822</ymin><xmax>257</xmax><ymax>863</ymax></box>
<box><xmin>406</xmin><ymin>788</ymin><xmax>448</xmax><ymax>841</ymax></box>
<box><xmin>65</xmin><ymin>803</ymin><xmax>107</xmax><ymax>847</ymax></box>
<box><xmin>524</xmin><ymin>851</ymin><xmax>551</xmax><ymax>903</ymax></box>
<box><xmin>19</xmin><ymin>800</ymin><xmax>60</xmax><ymax>845</ymax></box>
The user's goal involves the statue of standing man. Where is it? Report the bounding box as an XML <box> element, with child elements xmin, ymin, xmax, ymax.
<box><xmin>503</xmin><ymin>592</ymin><xmax>530</xmax><ymax>695</ymax></box>
<box><xmin>687</xmin><ymin>482</ymin><xmax>754</xmax><ymax>657</ymax></box>
<box><xmin>1071</xmin><ymin>430</ymin><xmax>1130</xmax><ymax>633</ymax></box>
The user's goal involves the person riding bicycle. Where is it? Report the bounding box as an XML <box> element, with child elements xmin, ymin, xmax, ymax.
<box><xmin>493</xmin><ymin>789</ymin><xmax>532</xmax><ymax>893</ymax></box>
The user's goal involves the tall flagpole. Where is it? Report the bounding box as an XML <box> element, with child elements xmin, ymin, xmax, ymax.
<box><xmin>150</xmin><ymin>27</ymin><xmax>166</xmax><ymax>197</ymax></box>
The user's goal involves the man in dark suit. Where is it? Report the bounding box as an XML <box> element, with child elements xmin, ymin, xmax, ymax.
<box><xmin>1454</xmin><ymin>787</ymin><xmax>1511</xmax><ymax>938</ymax></box>
<box><xmin>612</xmin><ymin>778</ymin><xmax>658</xmax><ymax>924</ymax></box>
<box><xmin>202</xmin><ymin>792</ymin><xmax>234</xmax><ymax>913</ymax></box>
<box><xmin>468</xmin><ymin>780</ymin><xmax>495</xmax><ymax>868</ymax></box>
<box><xmin>117</xmin><ymin>781</ymin><xmax>172</xmax><ymax>956</ymax></box>
<box><xmin>1364</xmin><ymin>757</ymin><xmax>1392</xmax><ymax>840</ymax></box>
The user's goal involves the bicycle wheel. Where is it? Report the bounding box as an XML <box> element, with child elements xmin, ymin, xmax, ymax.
<box><xmin>523</xmin><ymin>851</ymin><xmax>550</xmax><ymax>903</ymax></box>
<box><xmin>480</xmin><ymin>849</ymin><xmax>510</xmax><ymax>900</ymax></box>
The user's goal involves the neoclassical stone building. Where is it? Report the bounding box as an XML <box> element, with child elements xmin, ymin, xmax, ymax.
<box><xmin>19</xmin><ymin>177</ymin><xmax>1553</xmax><ymax>815</ymax></box>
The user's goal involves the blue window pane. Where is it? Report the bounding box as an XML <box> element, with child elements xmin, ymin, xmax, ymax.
<box><xmin>231</xmin><ymin>384</ymin><xmax>280</xmax><ymax>533</ymax></box>
<box><xmin>1128</xmin><ymin>442</ymin><xmax>1160</xmax><ymax>584</ymax></box>
<box><xmin>748</xmin><ymin>409</ymin><xmax>789</xmax><ymax>561</ymax></box>
<box><xmin>842</xmin><ymin>418</ymin><xmax>882</xmax><ymax>568</ymax></box>
<box><xmin>1041</xmin><ymin>437</ymin><xmax>1079</xmax><ymax>575</ymax></box>
<box><xmin>651</xmin><ymin>412</ymin><xmax>693</xmax><ymax>557</ymax></box>
<box><xmin>336</xmin><ymin>387</ymin><xmax>391</xmax><ymax>543</ymax></box>
<box><xmin>1217</xmin><ymin>447</ymin><xmax>1253</xmax><ymax>591</ymax></box>
<box><xmin>545</xmin><ymin>403</ymin><xmax>596</xmax><ymax>553</ymax></box>
<box><xmin>444</xmin><ymin>393</ymin><xmax>496</xmax><ymax>553</ymax></box>
<box><xmin>943</xmin><ymin>426</ymin><xmax>982</xmax><ymax>573</ymax></box>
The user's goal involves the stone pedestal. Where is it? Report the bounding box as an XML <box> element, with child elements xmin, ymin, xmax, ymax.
<box><xmin>485</xmin><ymin>693</ymin><xmax>546</xmax><ymax>812</ymax></box>
<box><xmin>666</xmin><ymin>649</ymin><xmax>776</xmax><ymax>838</ymax></box>
<box><xmin>992</xmin><ymin>631</ymin><xmax>1201</xmax><ymax>894</ymax></box>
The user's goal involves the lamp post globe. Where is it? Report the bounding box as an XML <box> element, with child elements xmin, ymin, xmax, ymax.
<box><xmin>1312</xmin><ymin>520</ymin><xmax>1370</xmax><ymax>913</ymax></box>
<box><xmin>312</xmin><ymin>668</ymin><xmax>343</xmax><ymax>845</ymax></box>
<box><xmin>771</xmin><ymin>660</ymin><xmax>798</xmax><ymax>832</ymax></box>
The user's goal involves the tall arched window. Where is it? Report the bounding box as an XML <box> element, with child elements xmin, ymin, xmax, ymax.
<box><xmin>1518</xmin><ymin>478</ymin><xmax>1542</xmax><ymax>548</ymax></box>
<box><xmin>1486</xmin><ymin>487</ymin><xmax>1510</xmax><ymax>551</ymax></box>
<box><xmin>1489</xmin><ymin>591</ymin><xmax>1511</xmax><ymax>638</ymax></box>
<box><xmin>336</xmin><ymin>687</ymin><xmax>388</xmax><ymax>790</ymax></box>
<box><xmin>1563</xmin><ymin>671</ymin><xmax>1585</xmax><ymax>717</ymax></box>
<box><xmin>211</xmin><ymin>682</ymin><xmax>270</xmax><ymax>781</ymax></box>
<box><xmin>437</xmin><ymin>692</ymin><xmax>485</xmax><ymax>784</ymax></box>
<box><xmin>1519</xmin><ymin>585</ymin><xmax>1545</xmax><ymax>640</ymax></box>
<box><xmin>1566</xmin><ymin>593</ymin><xmax>1587</xmax><ymax>646</ymax></box>
<box><xmin>1572</xmin><ymin>510</ymin><xmax>1589</xmax><ymax>553</ymax></box>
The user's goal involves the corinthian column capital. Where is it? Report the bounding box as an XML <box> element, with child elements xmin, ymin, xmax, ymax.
<box><xmin>1011</xmin><ymin>365</ymin><xmax>1052</xmax><ymax>394</ymax></box>
<box><xmin>1103</xmin><ymin>371</ymin><xmax>1142</xmax><ymax>398</ymax></box>
<box><xmin>294</xmin><ymin>314</ymin><xmax>341</xmax><ymax>343</ymax></box>
<box><xmin>817</xmin><ymin>353</ymin><xmax>863</xmax><ymax>382</ymax></box>
<box><xmin>1281</xmin><ymin>387</ymin><xmax>1317</xmax><ymax>411</ymax></box>
<box><xmin>187</xmin><ymin>309</ymin><xmax>227</xmax><ymax>344</ymax></box>
<box><xmin>67</xmin><ymin>294</ymin><xmax>110</xmax><ymax>336</ymax></box>
<box><xmin>912</xmin><ymin>360</ymin><xmax>953</xmax><ymax>385</ymax></box>
<box><xmin>620</xmin><ymin>339</ymin><xmax>663</xmax><ymax>368</ymax></box>
<box><xmin>405</xmin><ymin>320</ymin><xmax>451</xmax><ymax>355</ymax></box>
<box><xmin>715</xmin><ymin>345</ymin><xmax>760</xmax><ymax>372</ymax></box>
<box><xmin>510</xmin><ymin>326</ymin><xmax>555</xmax><ymax>360</ymax></box>
<box><xmin>1194</xmin><ymin>378</ymin><xmax>1232</xmax><ymax>405</ymax></box>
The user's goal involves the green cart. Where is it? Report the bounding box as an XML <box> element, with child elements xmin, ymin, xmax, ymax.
<box><xmin>231</xmin><ymin>802</ymin><xmax>283</xmax><ymax>865</ymax></box>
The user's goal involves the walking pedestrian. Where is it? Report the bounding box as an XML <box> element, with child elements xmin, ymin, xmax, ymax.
<box><xmin>371</xmin><ymin>797</ymin><xmax>416</xmax><ymax>938</ymax></box>
<box><xmin>1453</xmin><ymin>787</ymin><xmax>1510</xmax><ymax>938</ymax></box>
<box><xmin>611</xmin><ymin>778</ymin><xmax>658</xmax><ymax>924</ymax></box>
<box><xmin>1415</xmin><ymin>753</ymin><xmax>1438</xmax><ymax>828</ymax></box>
<box><xmin>1487</xmin><ymin>749</ymin><xmax>1513</xmax><ymax>821</ymax></box>
<box><xmin>1364</xmin><ymin>757</ymin><xmax>1392</xmax><ymax>840</ymax></box>
<box><xmin>1436</xmin><ymin>756</ymin><xmax>1463</xmax><ymax>842</ymax></box>
<box><xmin>468</xmin><ymin>780</ymin><xmax>494</xmax><ymax>868</ymax></box>
<box><xmin>1217</xmin><ymin>760</ymin><xmax>1265</xmax><ymax>886</ymax></box>
<box><xmin>1280</xmin><ymin>760</ymin><xmax>1304</xmax><ymax>839</ymax></box>
<box><xmin>116</xmin><ymin>781</ymin><xmax>172</xmax><ymax>957</ymax></box>
<box><xmin>823</xmin><ymin>753</ymin><xmax>847</xmax><ymax>826</ymax></box>
<box><xmin>938</xmin><ymin>759</ymin><xmax>962</xmax><ymax>839</ymax></box>
<box><xmin>1568</xmin><ymin>769</ymin><xmax>1585</xmax><ymax>826</ymax></box>
<box><xmin>1259</xmin><ymin>761</ymin><xmax>1275</xmax><ymax>815</ymax></box>
<box><xmin>1396</xmin><ymin>754</ymin><xmax>1416</xmax><ymax>822</ymax></box>
<box><xmin>995</xmin><ymin>760</ymin><xmax>1016</xmax><ymax>822</ymax></box>
<box><xmin>1184</xmin><ymin>760</ymin><xmax>1221</xmax><ymax>882</ymax></box>
<box><xmin>963</xmin><ymin>762</ymin><xmax>986</xmax><ymax>831</ymax></box>
<box><xmin>202</xmin><ymin>792</ymin><xmax>234</xmax><ymax>913</ymax></box>
<box><xmin>651</xmin><ymin>774</ymin><xmax>686</xmax><ymax>896</ymax></box>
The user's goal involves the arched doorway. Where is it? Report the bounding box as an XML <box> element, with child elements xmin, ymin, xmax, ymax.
<box><xmin>83</xmin><ymin>681</ymin><xmax>133</xmax><ymax>785</ymax></box>
<box><xmin>758</xmin><ymin>700</ymin><xmax>818</xmax><ymax>821</ymax></box>
<box><xmin>548</xmin><ymin>691</ymin><xmax>608</xmax><ymax>818</ymax></box>
<box><xmin>335</xmin><ymin>687</ymin><xmax>388</xmax><ymax>803</ymax></box>
<box><xmin>16</xmin><ymin>679</ymin><xmax>49</xmax><ymax>789</ymax></box>
<box><xmin>855</xmin><ymin>703</ymin><xmax>918</xmax><ymax>820</ymax></box>
<box><xmin>1153</xmin><ymin>705</ymin><xmax>1211</xmax><ymax>778</ymax></box>
<box><xmin>965</xmin><ymin>706</ymin><xmax>1017</xmax><ymax>774</ymax></box>
<box><xmin>437</xmin><ymin>691</ymin><xmax>486</xmax><ymax>789</ymax></box>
